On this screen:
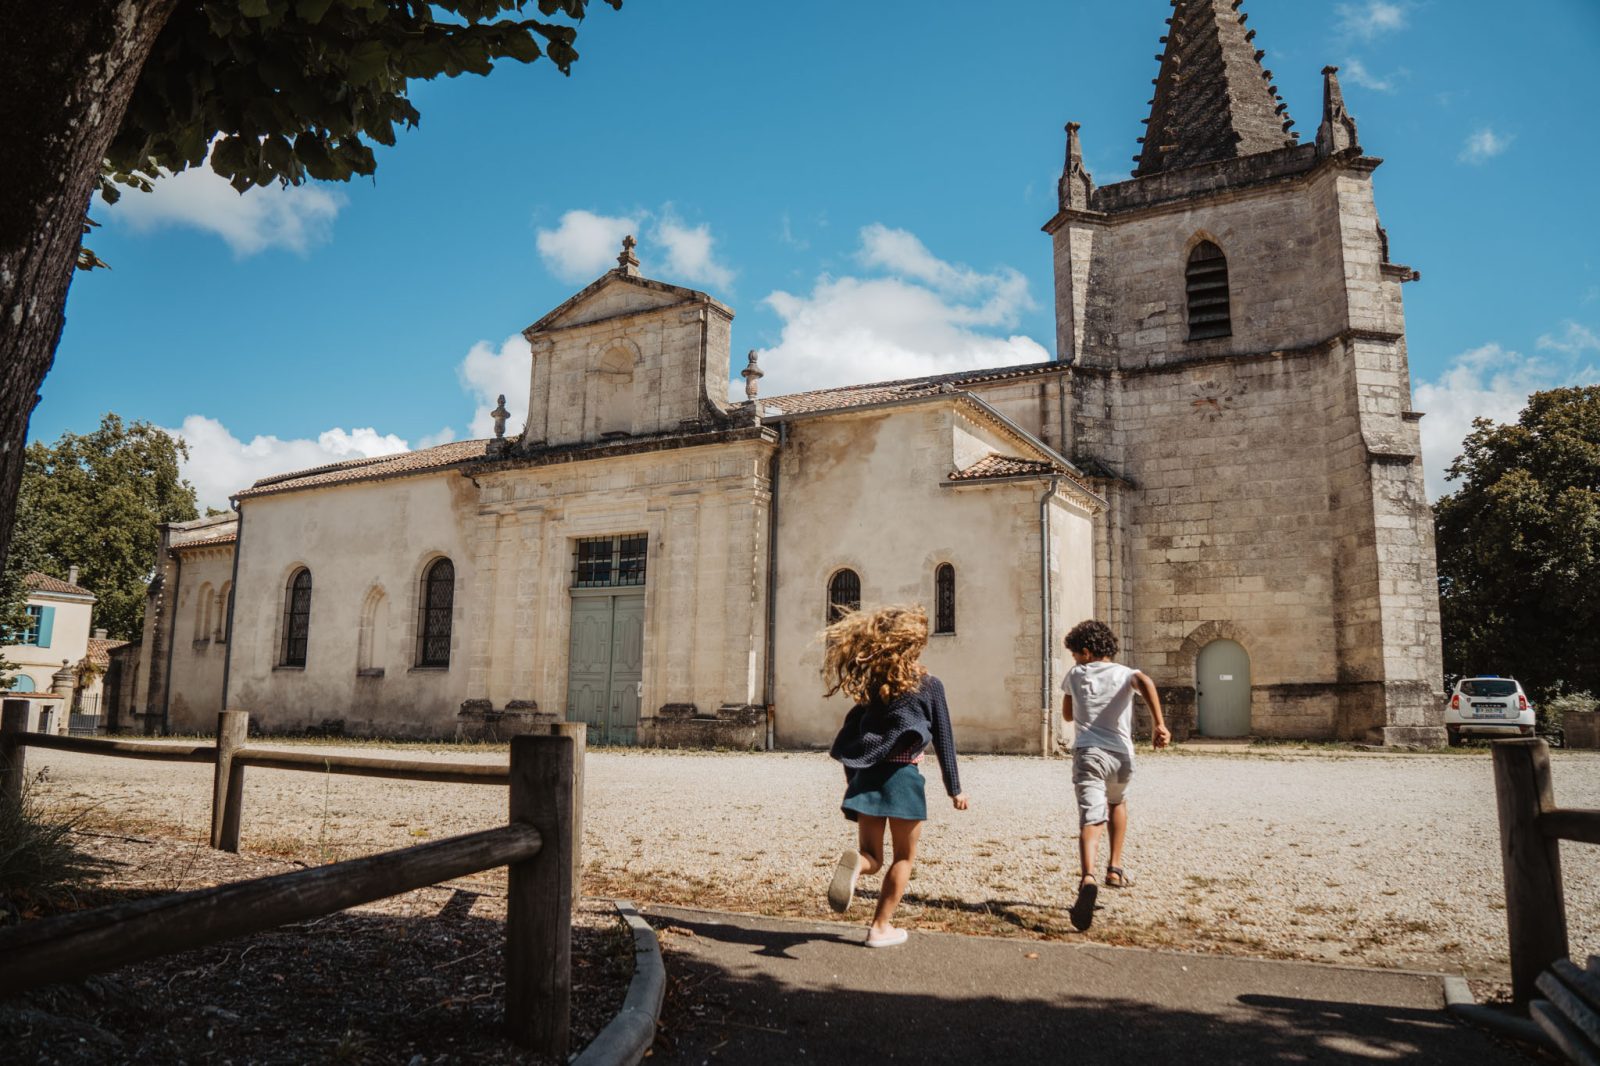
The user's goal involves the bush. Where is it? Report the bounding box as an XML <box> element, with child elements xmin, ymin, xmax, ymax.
<box><xmin>0</xmin><ymin>769</ymin><xmax>94</xmax><ymax>924</ymax></box>
<box><xmin>1539</xmin><ymin>691</ymin><xmax>1597</xmax><ymax>745</ymax></box>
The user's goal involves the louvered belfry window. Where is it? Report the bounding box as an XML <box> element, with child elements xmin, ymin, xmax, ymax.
<box><xmin>1186</xmin><ymin>240</ymin><xmax>1232</xmax><ymax>340</ymax></box>
<box><xmin>934</xmin><ymin>564</ymin><xmax>956</xmax><ymax>634</ymax></box>
<box><xmin>281</xmin><ymin>568</ymin><xmax>312</xmax><ymax>667</ymax></box>
<box><xmin>827</xmin><ymin>569</ymin><xmax>861</xmax><ymax>624</ymax></box>
<box><xmin>418</xmin><ymin>558</ymin><xmax>455</xmax><ymax>667</ymax></box>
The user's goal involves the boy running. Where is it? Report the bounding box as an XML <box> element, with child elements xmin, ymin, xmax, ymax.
<box><xmin>1061</xmin><ymin>619</ymin><xmax>1171</xmax><ymax>931</ymax></box>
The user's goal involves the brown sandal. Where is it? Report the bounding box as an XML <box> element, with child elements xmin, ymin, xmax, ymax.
<box><xmin>1106</xmin><ymin>865</ymin><xmax>1133</xmax><ymax>889</ymax></box>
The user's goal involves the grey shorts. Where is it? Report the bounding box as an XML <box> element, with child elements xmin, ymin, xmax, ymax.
<box><xmin>1072</xmin><ymin>746</ymin><xmax>1132</xmax><ymax>827</ymax></box>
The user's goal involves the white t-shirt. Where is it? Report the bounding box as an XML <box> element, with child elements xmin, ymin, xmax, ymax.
<box><xmin>1062</xmin><ymin>661</ymin><xmax>1138</xmax><ymax>761</ymax></box>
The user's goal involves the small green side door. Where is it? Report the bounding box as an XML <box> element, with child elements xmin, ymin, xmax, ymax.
<box><xmin>1196</xmin><ymin>639</ymin><xmax>1252</xmax><ymax>737</ymax></box>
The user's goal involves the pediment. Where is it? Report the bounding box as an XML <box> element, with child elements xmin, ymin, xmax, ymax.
<box><xmin>524</xmin><ymin>271</ymin><xmax>727</xmax><ymax>336</ymax></box>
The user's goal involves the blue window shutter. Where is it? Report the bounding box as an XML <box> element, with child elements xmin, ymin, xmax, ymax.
<box><xmin>37</xmin><ymin>606</ymin><xmax>55</xmax><ymax>648</ymax></box>
<box><xmin>12</xmin><ymin>674</ymin><xmax>36</xmax><ymax>692</ymax></box>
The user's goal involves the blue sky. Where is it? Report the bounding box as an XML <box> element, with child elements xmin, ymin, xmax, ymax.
<box><xmin>32</xmin><ymin>0</ymin><xmax>1600</xmax><ymax>507</ymax></box>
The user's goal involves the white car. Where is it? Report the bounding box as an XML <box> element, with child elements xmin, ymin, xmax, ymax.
<box><xmin>1445</xmin><ymin>676</ymin><xmax>1535</xmax><ymax>746</ymax></box>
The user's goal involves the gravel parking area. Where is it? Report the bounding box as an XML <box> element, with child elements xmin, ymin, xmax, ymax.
<box><xmin>27</xmin><ymin>742</ymin><xmax>1600</xmax><ymax>978</ymax></box>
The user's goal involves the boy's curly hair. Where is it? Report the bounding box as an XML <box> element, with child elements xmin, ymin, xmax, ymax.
<box><xmin>1065</xmin><ymin>619</ymin><xmax>1119</xmax><ymax>659</ymax></box>
<box><xmin>822</xmin><ymin>604</ymin><xmax>929</xmax><ymax>704</ymax></box>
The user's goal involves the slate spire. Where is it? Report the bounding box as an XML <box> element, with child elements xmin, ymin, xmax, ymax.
<box><xmin>1134</xmin><ymin>0</ymin><xmax>1298</xmax><ymax>178</ymax></box>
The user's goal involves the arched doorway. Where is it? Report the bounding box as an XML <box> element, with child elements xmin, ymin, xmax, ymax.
<box><xmin>1196</xmin><ymin>639</ymin><xmax>1251</xmax><ymax>737</ymax></box>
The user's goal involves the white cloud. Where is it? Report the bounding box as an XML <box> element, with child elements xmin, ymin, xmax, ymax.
<box><xmin>108</xmin><ymin>145</ymin><xmax>343</xmax><ymax>256</ymax></box>
<box><xmin>1537</xmin><ymin>321</ymin><xmax>1600</xmax><ymax>356</ymax></box>
<box><xmin>753</xmin><ymin>226</ymin><xmax>1048</xmax><ymax>398</ymax></box>
<box><xmin>656</xmin><ymin>211</ymin><xmax>735</xmax><ymax>289</ymax></box>
<box><xmin>164</xmin><ymin>415</ymin><xmax>412</xmax><ymax>510</ymax></box>
<box><xmin>536</xmin><ymin>207</ymin><xmax>734</xmax><ymax>290</ymax></box>
<box><xmin>1459</xmin><ymin>127</ymin><xmax>1513</xmax><ymax>164</ymax></box>
<box><xmin>1341</xmin><ymin>58</ymin><xmax>1397</xmax><ymax>93</ymax></box>
<box><xmin>458</xmin><ymin>334</ymin><xmax>532</xmax><ymax>439</ymax></box>
<box><xmin>535</xmin><ymin>210</ymin><xmax>641</xmax><ymax>283</ymax></box>
<box><xmin>1415</xmin><ymin>342</ymin><xmax>1597</xmax><ymax>499</ymax></box>
<box><xmin>1337</xmin><ymin>1</ymin><xmax>1408</xmax><ymax>40</ymax></box>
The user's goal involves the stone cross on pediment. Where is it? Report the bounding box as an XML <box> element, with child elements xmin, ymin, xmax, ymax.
<box><xmin>617</xmin><ymin>234</ymin><xmax>640</xmax><ymax>276</ymax></box>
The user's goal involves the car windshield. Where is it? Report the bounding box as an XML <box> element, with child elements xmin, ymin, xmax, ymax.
<box><xmin>1461</xmin><ymin>679</ymin><xmax>1518</xmax><ymax>698</ymax></box>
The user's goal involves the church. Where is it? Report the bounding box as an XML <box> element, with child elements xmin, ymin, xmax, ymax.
<box><xmin>118</xmin><ymin>0</ymin><xmax>1446</xmax><ymax>750</ymax></box>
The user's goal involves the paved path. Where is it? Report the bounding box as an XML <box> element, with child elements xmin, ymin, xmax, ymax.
<box><xmin>643</xmin><ymin>905</ymin><xmax>1531</xmax><ymax>1065</ymax></box>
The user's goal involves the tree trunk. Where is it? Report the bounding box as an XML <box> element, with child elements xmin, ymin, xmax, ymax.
<box><xmin>0</xmin><ymin>0</ymin><xmax>180</xmax><ymax>572</ymax></box>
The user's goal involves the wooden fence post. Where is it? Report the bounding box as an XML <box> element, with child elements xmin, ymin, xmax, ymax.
<box><xmin>210</xmin><ymin>710</ymin><xmax>250</xmax><ymax>852</ymax></box>
<box><xmin>506</xmin><ymin>733</ymin><xmax>573</xmax><ymax>1055</ymax></box>
<box><xmin>549</xmin><ymin>721</ymin><xmax>585</xmax><ymax>902</ymax></box>
<box><xmin>1492</xmin><ymin>738</ymin><xmax>1569</xmax><ymax>1005</ymax></box>
<box><xmin>2</xmin><ymin>700</ymin><xmax>28</xmax><ymax>812</ymax></box>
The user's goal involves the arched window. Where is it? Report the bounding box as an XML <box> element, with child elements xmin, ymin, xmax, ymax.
<box><xmin>216</xmin><ymin>583</ymin><xmax>233</xmax><ymax>644</ymax></box>
<box><xmin>593</xmin><ymin>347</ymin><xmax>636</xmax><ymax>439</ymax></box>
<box><xmin>1186</xmin><ymin>240</ymin><xmax>1232</xmax><ymax>340</ymax></box>
<box><xmin>281</xmin><ymin>568</ymin><xmax>312</xmax><ymax>667</ymax></box>
<box><xmin>195</xmin><ymin>582</ymin><xmax>214</xmax><ymax>642</ymax></box>
<box><xmin>358</xmin><ymin>586</ymin><xmax>388</xmax><ymax>674</ymax></box>
<box><xmin>934</xmin><ymin>564</ymin><xmax>956</xmax><ymax>635</ymax></box>
<box><xmin>418</xmin><ymin>558</ymin><xmax>455</xmax><ymax>667</ymax></box>
<box><xmin>827</xmin><ymin>569</ymin><xmax>861</xmax><ymax>624</ymax></box>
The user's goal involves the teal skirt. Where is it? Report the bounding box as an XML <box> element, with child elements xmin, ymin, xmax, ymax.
<box><xmin>841</xmin><ymin>761</ymin><xmax>928</xmax><ymax>822</ymax></box>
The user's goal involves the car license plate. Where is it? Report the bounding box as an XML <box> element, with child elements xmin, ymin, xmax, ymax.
<box><xmin>1472</xmin><ymin>703</ymin><xmax>1507</xmax><ymax>718</ymax></box>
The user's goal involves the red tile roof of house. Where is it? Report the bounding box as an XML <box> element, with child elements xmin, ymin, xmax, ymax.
<box><xmin>86</xmin><ymin>637</ymin><xmax>128</xmax><ymax>668</ymax></box>
<box><xmin>24</xmin><ymin>572</ymin><xmax>93</xmax><ymax>597</ymax></box>
<box><xmin>235</xmin><ymin>440</ymin><xmax>490</xmax><ymax>499</ymax></box>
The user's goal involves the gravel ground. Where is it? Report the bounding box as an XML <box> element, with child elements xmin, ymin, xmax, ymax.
<box><xmin>26</xmin><ymin>742</ymin><xmax>1600</xmax><ymax>979</ymax></box>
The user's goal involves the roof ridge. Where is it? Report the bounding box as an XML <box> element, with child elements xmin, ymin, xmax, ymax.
<box><xmin>250</xmin><ymin>439</ymin><xmax>488</xmax><ymax>489</ymax></box>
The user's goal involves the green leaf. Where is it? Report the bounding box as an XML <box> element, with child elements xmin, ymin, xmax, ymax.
<box><xmin>238</xmin><ymin>0</ymin><xmax>271</xmax><ymax>18</ymax></box>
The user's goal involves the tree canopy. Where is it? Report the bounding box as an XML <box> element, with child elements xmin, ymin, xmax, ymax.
<box><xmin>1434</xmin><ymin>386</ymin><xmax>1600</xmax><ymax>699</ymax></box>
<box><xmin>0</xmin><ymin>0</ymin><xmax>622</xmax><ymax>585</ymax></box>
<box><xmin>2</xmin><ymin>416</ymin><xmax>200</xmax><ymax>643</ymax></box>
<box><xmin>102</xmin><ymin>0</ymin><xmax>623</xmax><ymax>203</ymax></box>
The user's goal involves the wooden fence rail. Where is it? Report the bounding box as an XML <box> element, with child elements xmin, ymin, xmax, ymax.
<box><xmin>1</xmin><ymin>706</ymin><xmax>585</xmax><ymax>902</ymax></box>
<box><xmin>1491</xmin><ymin>739</ymin><xmax>1600</xmax><ymax>1006</ymax></box>
<box><xmin>0</xmin><ymin>731</ymin><xmax>577</xmax><ymax>1055</ymax></box>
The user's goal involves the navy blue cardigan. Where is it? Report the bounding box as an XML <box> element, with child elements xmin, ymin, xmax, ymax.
<box><xmin>829</xmin><ymin>674</ymin><xmax>962</xmax><ymax>797</ymax></box>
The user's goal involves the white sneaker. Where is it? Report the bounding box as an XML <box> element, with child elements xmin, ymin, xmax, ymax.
<box><xmin>827</xmin><ymin>850</ymin><xmax>863</xmax><ymax>913</ymax></box>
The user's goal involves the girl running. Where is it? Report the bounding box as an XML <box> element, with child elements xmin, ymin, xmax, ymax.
<box><xmin>824</xmin><ymin>604</ymin><xmax>968</xmax><ymax>948</ymax></box>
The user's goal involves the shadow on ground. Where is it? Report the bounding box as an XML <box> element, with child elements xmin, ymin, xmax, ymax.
<box><xmin>648</xmin><ymin>913</ymin><xmax>1533</xmax><ymax>1065</ymax></box>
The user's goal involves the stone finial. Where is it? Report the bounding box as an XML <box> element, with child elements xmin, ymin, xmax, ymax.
<box><xmin>617</xmin><ymin>234</ymin><xmax>640</xmax><ymax>276</ymax></box>
<box><xmin>52</xmin><ymin>660</ymin><xmax>74</xmax><ymax>697</ymax></box>
<box><xmin>1058</xmin><ymin>122</ymin><xmax>1095</xmax><ymax>211</ymax></box>
<box><xmin>491</xmin><ymin>394</ymin><xmax>510</xmax><ymax>440</ymax></box>
<box><xmin>741</xmin><ymin>350</ymin><xmax>764</xmax><ymax>401</ymax></box>
<box><xmin>1316</xmin><ymin>65</ymin><xmax>1360</xmax><ymax>157</ymax></box>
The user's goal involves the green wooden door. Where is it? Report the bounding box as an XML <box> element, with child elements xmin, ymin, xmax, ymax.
<box><xmin>1196</xmin><ymin>639</ymin><xmax>1252</xmax><ymax>737</ymax></box>
<box><xmin>566</xmin><ymin>593</ymin><xmax>645</xmax><ymax>745</ymax></box>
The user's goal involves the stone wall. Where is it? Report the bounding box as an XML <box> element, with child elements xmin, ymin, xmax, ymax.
<box><xmin>164</xmin><ymin>543</ymin><xmax>235</xmax><ymax>734</ymax></box>
<box><xmin>470</xmin><ymin>436</ymin><xmax>774</xmax><ymax>733</ymax></box>
<box><xmin>771</xmin><ymin>399</ymin><xmax>1097</xmax><ymax>753</ymax></box>
<box><xmin>228</xmin><ymin>474</ymin><xmax>477</xmax><ymax>736</ymax></box>
<box><xmin>1046</xmin><ymin>153</ymin><xmax>1444</xmax><ymax>744</ymax></box>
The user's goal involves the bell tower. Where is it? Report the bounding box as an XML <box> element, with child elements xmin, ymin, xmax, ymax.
<box><xmin>1044</xmin><ymin>0</ymin><xmax>1444</xmax><ymax>745</ymax></box>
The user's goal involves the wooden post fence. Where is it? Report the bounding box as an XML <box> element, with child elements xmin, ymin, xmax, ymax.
<box><xmin>211</xmin><ymin>709</ymin><xmax>249</xmax><ymax>851</ymax></box>
<box><xmin>1492</xmin><ymin>739</ymin><xmax>1569</xmax><ymax>1005</ymax></box>
<box><xmin>507</xmin><ymin>732</ymin><xmax>574</xmax><ymax>1054</ymax></box>
<box><xmin>550</xmin><ymin>720</ymin><xmax>586</xmax><ymax>901</ymax></box>
<box><xmin>1</xmin><ymin>699</ymin><xmax>27</xmax><ymax>810</ymax></box>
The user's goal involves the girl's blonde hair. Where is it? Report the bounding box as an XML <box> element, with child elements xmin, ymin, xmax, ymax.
<box><xmin>821</xmin><ymin>604</ymin><xmax>929</xmax><ymax>704</ymax></box>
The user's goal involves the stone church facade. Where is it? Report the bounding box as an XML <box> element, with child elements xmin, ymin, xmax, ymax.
<box><xmin>129</xmin><ymin>0</ymin><xmax>1445</xmax><ymax>748</ymax></box>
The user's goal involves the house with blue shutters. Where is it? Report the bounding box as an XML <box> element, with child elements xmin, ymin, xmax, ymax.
<box><xmin>2</xmin><ymin>568</ymin><xmax>99</xmax><ymax>733</ymax></box>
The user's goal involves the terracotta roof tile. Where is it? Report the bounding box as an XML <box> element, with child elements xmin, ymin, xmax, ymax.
<box><xmin>236</xmin><ymin>440</ymin><xmax>490</xmax><ymax>499</ymax></box>
<box><xmin>24</xmin><ymin>572</ymin><xmax>93</xmax><ymax>596</ymax></box>
<box><xmin>948</xmin><ymin>454</ymin><xmax>1062</xmax><ymax>482</ymax></box>
<box><xmin>86</xmin><ymin>637</ymin><xmax>128</xmax><ymax>668</ymax></box>
<box><xmin>171</xmin><ymin>532</ymin><xmax>239</xmax><ymax>551</ymax></box>
<box><xmin>757</xmin><ymin>361</ymin><xmax>1064</xmax><ymax>417</ymax></box>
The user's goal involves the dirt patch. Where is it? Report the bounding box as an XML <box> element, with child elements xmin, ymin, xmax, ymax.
<box><xmin>1</xmin><ymin>830</ymin><xmax>634</xmax><ymax>1065</ymax></box>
